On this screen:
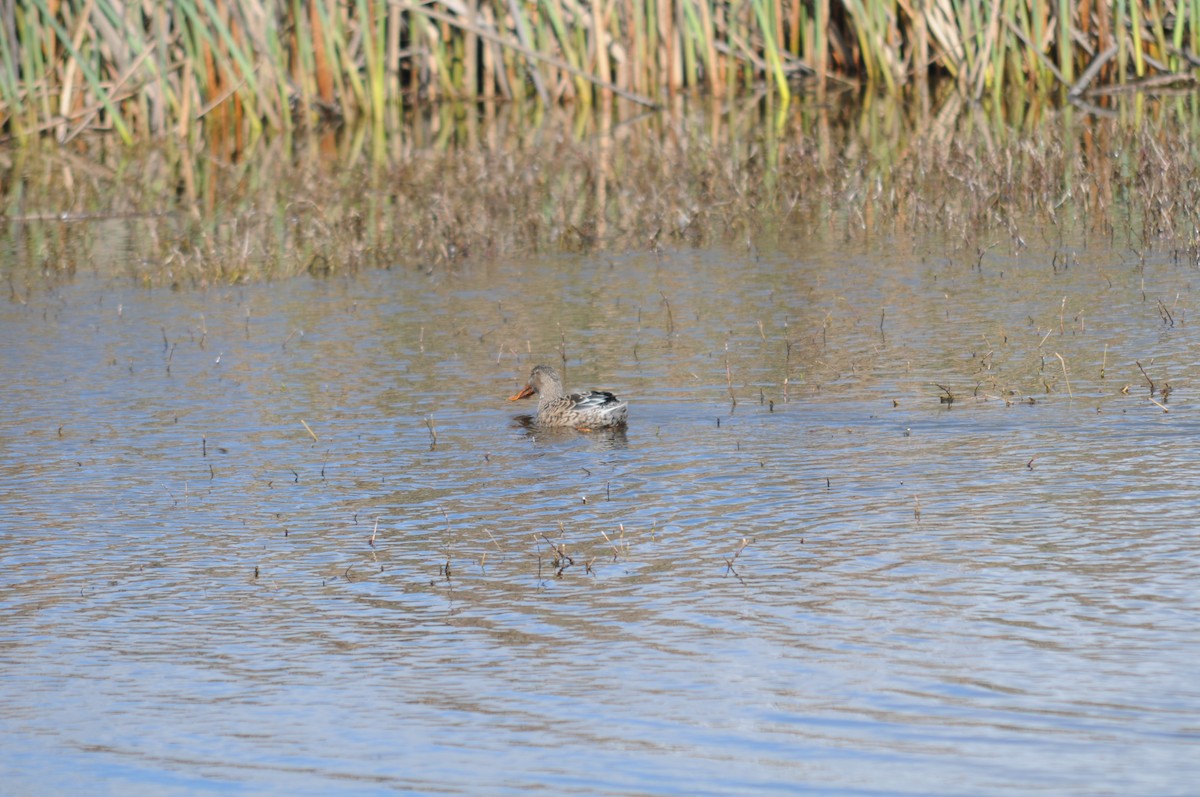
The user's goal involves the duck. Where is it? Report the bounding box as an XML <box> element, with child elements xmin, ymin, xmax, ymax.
<box><xmin>508</xmin><ymin>365</ymin><xmax>628</xmax><ymax>429</ymax></box>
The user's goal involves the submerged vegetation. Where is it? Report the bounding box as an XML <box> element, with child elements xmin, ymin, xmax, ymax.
<box><xmin>3</xmin><ymin>0</ymin><xmax>1200</xmax><ymax>141</ymax></box>
<box><xmin>5</xmin><ymin>95</ymin><xmax>1200</xmax><ymax>287</ymax></box>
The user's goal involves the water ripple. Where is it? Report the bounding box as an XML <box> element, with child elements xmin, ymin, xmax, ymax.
<box><xmin>3</xmin><ymin>250</ymin><xmax>1200</xmax><ymax>795</ymax></box>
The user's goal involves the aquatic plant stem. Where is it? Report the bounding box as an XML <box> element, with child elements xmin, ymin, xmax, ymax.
<box><xmin>1054</xmin><ymin>352</ymin><xmax>1072</xmax><ymax>398</ymax></box>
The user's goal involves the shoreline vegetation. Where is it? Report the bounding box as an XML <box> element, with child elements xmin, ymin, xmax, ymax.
<box><xmin>2</xmin><ymin>0</ymin><xmax>1200</xmax><ymax>142</ymax></box>
<box><xmin>5</xmin><ymin>96</ymin><xmax>1200</xmax><ymax>287</ymax></box>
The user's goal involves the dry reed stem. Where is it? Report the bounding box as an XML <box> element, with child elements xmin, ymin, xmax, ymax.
<box><xmin>725</xmin><ymin>349</ymin><xmax>736</xmax><ymax>409</ymax></box>
<box><xmin>1054</xmin><ymin>353</ymin><xmax>1072</xmax><ymax>399</ymax></box>
<box><xmin>659</xmin><ymin>291</ymin><xmax>674</xmax><ymax>335</ymax></box>
<box><xmin>1135</xmin><ymin>360</ymin><xmax>1155</xmax><ymax>396</ymax></box>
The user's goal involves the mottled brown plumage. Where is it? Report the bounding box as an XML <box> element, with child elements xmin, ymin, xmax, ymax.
<box><xmin>508</xmin><ymin>365</ymin><xmax>628</xmax><ymax>429</ymax></box>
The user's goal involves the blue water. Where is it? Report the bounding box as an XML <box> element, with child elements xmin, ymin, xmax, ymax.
<box><xmin>2</xmin><ymin>242</ymin><xmax>1199</xmax><ymax>795</ymax></box>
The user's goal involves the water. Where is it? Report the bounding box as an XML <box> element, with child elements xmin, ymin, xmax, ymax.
<box><xmin>3</xmin><ymin>237</ymin><xmax>1199</xmax><ymax>795</ymax></box>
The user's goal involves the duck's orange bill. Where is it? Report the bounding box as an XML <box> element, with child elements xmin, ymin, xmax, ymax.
<box><xmin>508</xmin><ymin>385</ymin><xmax>536</xmax><ymax>401</ymax></box>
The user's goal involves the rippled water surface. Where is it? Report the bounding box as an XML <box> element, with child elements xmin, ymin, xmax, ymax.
<box><xmin>3</xmin><ymin>236</ymin><xmax>1200</xmax><ymax>795</ymax></box>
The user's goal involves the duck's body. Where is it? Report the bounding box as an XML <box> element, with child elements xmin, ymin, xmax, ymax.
<box><xmin>508</xmin><ymin>365</ymin><xmax>628</xmax><ymax>429</ymax></box>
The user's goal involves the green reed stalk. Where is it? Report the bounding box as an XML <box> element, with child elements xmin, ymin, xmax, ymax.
<box><xmin>540</xmin><ymin>0</ymin><xmax>588</xmax><ymax>103</ymax></box>
<box><xmin>1130</xmin><ymin>0</ymin><xmax>1146</xmax><ymax>75</ymax></box>
<box><xmin>530</xmin><ymin>5</ymin><xmax>556</xmax><ymax>98</ymax></box>
<box><xmin>752</xmin><ymin>0</ymin><xmax>790</xmax><ymax>101</ymax></box>
<box><xmin>574</xmin><ymin>13</ymin><xmax>592</xmax><ymax>101</ymax></box>
<box><xmin>319</xmin><ymin>0</ymin><xmax>365</xmax><ymax>116</ymax></box>
<box><xmin>1146</xmin><ymin>0</ymin><xmax>1169</xmax><ymax>69</ymax></box>
<box><xmin>956</xmin><ymin>0</ymin><xmax>979</xmax><ymax>84</ymax></box>
<box><xmin>990</xmin><ymin>0</ymin><xmax>1013</xmax><ymax>103</ymax></box>
<box><xmin>1170</xmin><ymin>0</ymin><xmax>1187</xmax><ymax>70</ymax></box>
<box><xmin>288</xmin><ymin>0</ymin><xmax>316</xmax><ymax>118</ymax></box>
<box><xmin>13</xmin><ymin>9</ymin><xmax>44</xmax><ymax>135</ymax></box>
<box><xmin>504</xmin><ymin>0</ymin><xmax>551</xmax><ymax>104</ymax></box>
<box><xmin>680</xmin><ymin>0</ymin><xmax>704</xmax><ymax>89</ymax></box>
<box><xmin>681</xmin><ymin>0</ymin><xmax>700</xmax><ymax>89</ymax></box>
<box><xmin>722</xmin><ymin>1</ymin><xmax>737</xmax><ymax>94</ymax></box>
<box><xmin>1057</xmin><ymin>0</ymin><xmax>1073</xmax><ymax>85</ymax></box>
<box><xmin>644</xmin><ymin>0</ymin><xmax>659</xmax><ymax>90</ymax></box>
<box><xmin>436</xmin><ymin>17</ymin><xmax>453</xmax><ymax>101</ymax></box>
<box><xmin>843</xmin><ymin>0</ymin><xmax>897</xmax><ymax>92</ymax></box>
<box><xmin>0</xmin><ymin>28</ymin><xmax>23</xmax><ymax>135</ymax></box>
<box><xmin>458</xmin><ymin>0</ymin><xmax>475</xmax><ymax>99</ymax></box>
<box><xmin>358</xmin><ymin>0</ymin><xmax>385</xmax><ymax>116</ymax></box>
<box><xmin>1192</xmin><ymin>0</ymin><xmax>1200</xmax><ymax>61</ymax></box>
<box><xmin>693</xmin><ymin>0</ymin><xmax>720</xmax><ymax>95</ymax></box>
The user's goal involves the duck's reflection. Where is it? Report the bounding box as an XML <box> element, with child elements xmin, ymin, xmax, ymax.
<box><xmin>512</xmin><ymin>414</ymin><xmax>629</xmax><ymax>449</ymax></box>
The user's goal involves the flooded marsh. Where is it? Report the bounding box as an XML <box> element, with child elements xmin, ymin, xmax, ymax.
<box><xmin>3</xmin><ymin>100</ymin><xmax>1200</xmax><ymax>795</ymax></box>
<box><xmin>9</xmin><ymin>93</ymin><xmax>1200</xmax><ymax>288</ymax></box>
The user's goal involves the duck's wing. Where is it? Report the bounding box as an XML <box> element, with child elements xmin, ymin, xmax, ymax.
<box><xmin>568</xmin><ymin>390</ymin><xmax>623</xmax><ymax>411</ymax></box>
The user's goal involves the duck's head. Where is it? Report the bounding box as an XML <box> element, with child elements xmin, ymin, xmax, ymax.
<box><xmin>508</xmin><ymin>365</ymin><xmax>562</xmax><ymax>401</ymax></box>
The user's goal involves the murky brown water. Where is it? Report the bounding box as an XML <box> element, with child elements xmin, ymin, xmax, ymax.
<box><xmin>3</xmin><ymin>230</ymin><xmax>1200</xmax><ymax>794</ymax></box>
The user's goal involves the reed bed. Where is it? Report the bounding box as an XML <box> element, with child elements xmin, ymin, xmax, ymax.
<box><xmin>6</xmin><ymin>94</ymin><xmax>1200</xmax><ymax>287</ymax></box>
<box><xmin>3</xmin><ymin>0</ymin><xmax>1200</xmax><ymax>142</ymax></box>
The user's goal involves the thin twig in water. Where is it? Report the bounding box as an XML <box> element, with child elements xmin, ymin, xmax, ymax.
<box><xmin>659</xmin><ymin>291</ymin><xmax>674</xmax><ymax>335</ymax></box>
<box><xmin>724</xmin><ymin>537</ymin><xmax>751</xmax><ymax>583</ymax></box>
<box><xmin>725</xmin><ymin>348</ymin><xmax>737</xmax><ymax>410</ymax></box>
<box><xmin>1054</xmin><ymin>353</ymin><xmax>1073</xmax><ymax>398</ymax></box>
<box><xmin>425</xmin><ymin>416</ymin><xmax>438</xmax><ymax>449</ymax></box>
<box><xmin>540</xmin><ymin>533</ymin><xmax>574</xmax><ymax>577</ymax></box>
<box><xmin>1157</xmin><ymin>299</ymin><xmax>1175</xmax><ymax>327</ymax></box>
<box><xmin>301</xmin><ymin>419</ymin><xmax>319</xmax><ymax>442</ymax></box>
<box><xmin>1135</xmin><ymin>361</ymin><xmax>1155</xmax><ymax>396</ymax></box>
<box><xmin>483</xmin><ymin>527</ymin><xmax>503</xmax><ymax>552</ymax></box>
<box><xmin>558</xmin><ymin>329</ymin><xmax>567</xmax><ymax>378</ymax></box>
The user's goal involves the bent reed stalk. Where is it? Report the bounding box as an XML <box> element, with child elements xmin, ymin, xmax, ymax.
<box><xmin>3</xmin><ymin>0</ymin><xmax>1200</xmax><ymax>141</ymax></box>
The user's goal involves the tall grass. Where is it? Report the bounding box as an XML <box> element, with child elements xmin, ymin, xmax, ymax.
<box><xmin>0</xmin><ymin>0</ymin><xmax>1198</xmax><ymax>141</ymax></box>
